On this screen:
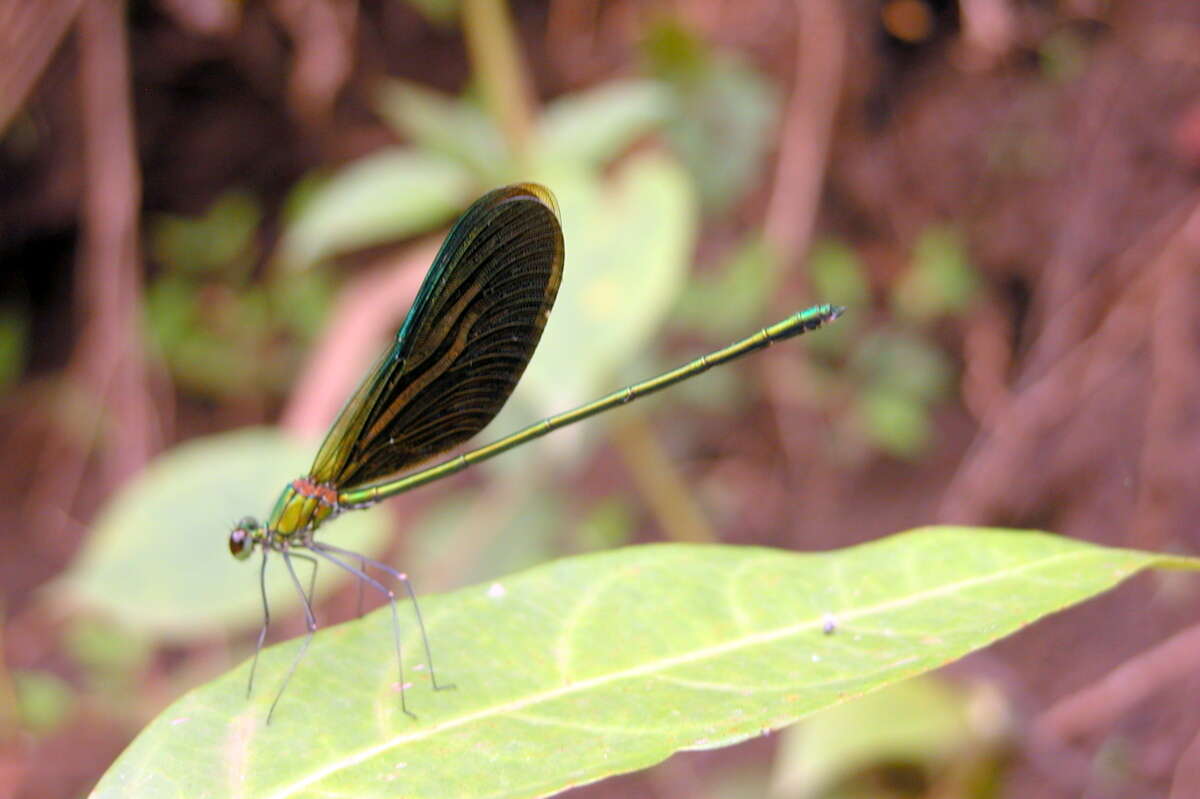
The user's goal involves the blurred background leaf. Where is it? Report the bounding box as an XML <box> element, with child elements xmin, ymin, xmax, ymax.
<box><xmin>11</xmin><ymin>669</ymin><xmax>75</xmax><ymax>735</ymax></box>
<box><xmin>55</xmin><ymin>428</ymin><xmax>389</xmax><ymax>639</ymax></box>
<box><xmin>276</xmin><ymin>149</ymin><xmax>475</xmax><ymax>270</ymax></box>
<box><xmin>643</xmin><ymin>18</ymin><xmax>779</xmax><ymax>212</ymax></box>
<box><xmin>517</xmin><ymin>152</ymin><xmax>697</xmax><ymax>414</ymax></box>
<box><xmin>375</xmin><ymin>80</ymin><xmax>510</xmax><ymax>184</ymax></box>
<box><xmin>674</xmin><ymin>232</ymin><xmax>778</xmax><ymax>338</ymax></box>
<box><xmin>536</xmin><ymin>79</ymin><xmax>672</xmax><ymax>169</ymax></box>
<box><xmin>771</xmin><ymin>675</ymin><xmax>1012</xmax><ymax>799</ymax></box>
<box><xmin>150</xmin><ymin>190</ymin><xmax>261</xmax><ymax>280</ymax></box>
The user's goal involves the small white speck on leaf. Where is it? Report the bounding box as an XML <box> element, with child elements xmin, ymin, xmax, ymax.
<box><xmin>487</xmin><ymin>583</ymin><xmax>507</xmax><ymax>599</ymax></box>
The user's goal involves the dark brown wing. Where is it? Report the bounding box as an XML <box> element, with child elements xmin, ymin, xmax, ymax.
<box><xmin>307</xmin><ymin>183</ymin><xmax>564</xmax><ymax>490</ymax></box>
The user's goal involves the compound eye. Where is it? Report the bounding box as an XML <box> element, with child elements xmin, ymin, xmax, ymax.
<box><xmin>228</xmin><ymin>527</ymin><xmax>254</xmax><ymax>560</ymax></box>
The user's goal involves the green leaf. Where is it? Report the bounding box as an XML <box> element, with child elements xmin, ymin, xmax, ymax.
<box><xmin>93</xmin><ymin>528</ymin><xmax>1197</xmax><ymax>798</ymax></box>
<box><xmin>850</xmin><ymin>329</ymin><xmax>955</xmax><ymax>458</ymax></box>
<box><xmin>374</xmin><ymin>80</ymin><xmax>509</xmax><ymax>184</ymax></box>
<box><xmin>269</xmin><ymin>267</ymin><xmax>334</xmax><ymax>342</ymax></box>
<box><xmin>55</xmin><ymin>429</ymin><xmax>390</xmax><ymax>640</ymax></box>
<box><xmin>276</xmin><ymin>149</ymin><xmax>475</xmax><ymax>270</ymax></box>
<box><xmin>536</xmin><ymin>80</ymin><xmax>672</xmax><ymax>169</ymax></box>
<box><xmin>669</xmin><ymin>58</ymin><xmax>777</xmax><ymax>211</ymax></box>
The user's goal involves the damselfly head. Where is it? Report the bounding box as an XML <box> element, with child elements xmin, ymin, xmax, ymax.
<box><xmin>228</xmin><ymin>517</ymin><xmax>263</xmax><ymax>560</ymax></box>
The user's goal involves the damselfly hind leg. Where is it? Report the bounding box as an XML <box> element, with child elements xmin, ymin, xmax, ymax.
<box><xmin>314</xmin><ymin>539</ymin><xmax>453</xmax><ymax>693</ymax></box>
<box><xmin>355</xmin><ymin>553</ymin><xmax>366</xmax><ymax>618</ymax></box>
<box><xmin>311</xmin><ymin>543</ymin><xmax>417</xmax><ymax>718</ymax></box>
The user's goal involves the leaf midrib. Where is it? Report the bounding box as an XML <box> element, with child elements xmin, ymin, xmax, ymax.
<box><xmin>260</xmin><ymin>546</ymin><xmax>1123</xmax><ymax>798</ymax></box>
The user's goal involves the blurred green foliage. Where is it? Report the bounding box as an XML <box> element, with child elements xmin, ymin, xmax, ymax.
<box><xmin>142</xmin><ymin>13</ymin><xmax>784</xmax><ymax>413</ymax></box>
<box><xmin>0</xmin><ymin>306</ymin><xmax>28</xmax><ymax>392</ymax></box>
<box><xmin>807</xmin><ymin>226</ymin><xmax>976</xmax><ymax>460</ymax></box>
<box><xmin>893</xmin><ymin>226</ymin><xmax>979</xmax><ymax>324</ymax></box>
<box><xmin>150</xmin><ymin>190</ymin><xmax>260</xmax><ymax>279</ymax></box>
<box><xmin>63</xmin><ymin>617</ymin><xmax>152</xmax><ymax>683</ymax></box>
<box><xmin>670</xmin><ymin>218</ymin><xmax>975</xmax><ymax>462</ymax></box>
<box><xmin>11</xmin><ymin>669</ymin><xmax>74</xmax><ymax>734</ymax></box>
<box><xmin>276</xmin><ymin>151</ymin><xmax>475</xmax><ymax>270</ymax></box>
<box><xmin>146</xmin><ymin>191</ymin><xmax>333</xmax><ymax>399</ymax></box>
<box><xmin>643</xmin><ymin>18</ymin><xmax>779</xmax><ymax>211</ymax></box>
<box><xmin>675</xmin><ymin>233</ymin><xmax>779</xmax><ymax>338</ymax></box>
<box><xmin>278</xmin><ymin>77</ymin><xmax>678</xmax><ymax>273</ymax></box>
<box><xmin>771</xmin><ymin>675</ymin><xmax>1011</xmax><ymax>798</ymax></box>
<box><xmin>404</xmin><ymin>0</ymin><xmax>458</xmax><ymax>25</ymax></box>
<box><xmin>573</xmin><ymin>497</ymin><xmax>636</xmax><ymax>553</ymax></box>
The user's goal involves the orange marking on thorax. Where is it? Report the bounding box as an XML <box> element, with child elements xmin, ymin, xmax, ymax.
<box><xmin>292</xmin><ymin>478</ymin><xmax>339</xmax><ymax>507</ymax></box>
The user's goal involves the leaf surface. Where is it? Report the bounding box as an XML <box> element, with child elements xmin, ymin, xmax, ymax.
<box><xmin>91</xmin><ymin>528</ymin><xmax>1196</xmax><ymax>798</ymax></box>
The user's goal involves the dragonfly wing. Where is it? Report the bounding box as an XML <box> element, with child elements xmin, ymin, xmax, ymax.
<box><xmin>307</xmin><ymin>183</ymin><xmax>565</xmax><ymax>490</ymax></box>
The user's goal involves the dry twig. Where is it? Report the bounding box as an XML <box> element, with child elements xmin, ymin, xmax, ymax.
<box><xmin>763</xmin><ymin>0</ymin><xmax>845</xmax><ymax>270</ymax></box>
<box><xmin>939</xmin><ymin>200</ymin><xmax>1197</xmax><ymax>524</ymax></box>
<box><xmin>0</xmin><ymin>0</ymin><xmax>84</xmax><ymax>133</ymax></box>
<box><xmin>1035</xmin><ymin>620</ymin><xmax>1200</xmax><ymax>743</ymax></box>
<box><xmin>23</xmin><ymin>0</ymin><xmax>157</xmax><ymax>540</ymax></box>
